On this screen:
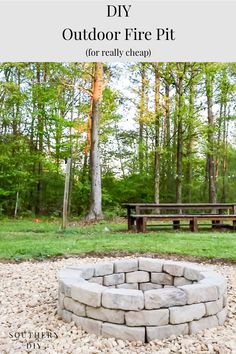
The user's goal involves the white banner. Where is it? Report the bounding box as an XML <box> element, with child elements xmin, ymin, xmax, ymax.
<box><xmin>0</xmin><ymin>1</ymin><xmax>235</xmax><ymax>61</ymax></box>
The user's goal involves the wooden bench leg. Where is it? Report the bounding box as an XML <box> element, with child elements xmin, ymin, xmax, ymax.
<box><xmin>190</xmin><ymin>218</ymin><xmax>198</xmax><ymax>232</ymax></box>
<box><xmin>233</xmin><ymin>220</ymin><xmax>236</xmax><ymax>231</ymax></box>
<box><xmin>127</xmin><ymin>208</ymin><xmax>132</xmax><ymax>230</ymax></box>
<box><xmin>142</xmin><ymin>217</ymin><xmax>147</xmax><ymax>233</ymax></box>
<box><xmin>189</xmin><ymin>220</ymin><xmax>193</xmax><ymax>231</ymax></box>
<box><xmin>130</xmin><ymin>217</ymin><xmax>135</xmax><ymax>231</ymax></box>
<box><xmin>136</xmin><ymin>217</ymin><xmax>142</xmax><ymax>233</ymax></box>
<box><xmin>173</xmin><ymin>220</ymin><xmax>180</xmax><ymax>230</ymax></box>
<box><xmin>128</xmin><ymin>218</ymin><xmax>132</xmax><ymax>231</ymax></box>
<box><xmin>136</xmin><ymin>217</ymin><xmax>147</xmax><ymax>233</ymax></box>
<box><xmin>212</xmin><ymin>220</ymin><xmax>220</xmax><ymax>229</ymax></box>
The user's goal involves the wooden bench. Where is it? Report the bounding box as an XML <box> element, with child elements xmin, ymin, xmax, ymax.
<box><xmin>123</xmin><ymin>203</ymin><xmax>236</xmax><ymax>231</ymax></box>
<box><xmin>131</xmin><ymin>214</ymin><xmax>236</xmax><ymax>232</ymax></box>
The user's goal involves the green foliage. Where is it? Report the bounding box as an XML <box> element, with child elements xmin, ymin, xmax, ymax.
<box><xmin>0</xmin><ymin>62</ymin><xmax>236</xmax><ymax>217</ymax></box>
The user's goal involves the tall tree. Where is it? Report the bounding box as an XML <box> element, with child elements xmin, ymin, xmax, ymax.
<box><xmin>186</xmin><ymin>64</ymin><xmax>198</xmax><ymax>202</ymax></box>
<box><xmin>87</xmin><ymin>63</ymin><xmax>104</xmax><ymax>220</ymax></box>
<box><xmin>138</xmin><ymin>64</ymin><xmax>146</xmax><ymax>174</ymax></box>
<box><xmin>35</xmin><ymin>63</ymin><xmax>44</xmax><ymax>214</ymax></box>
<box><xmin>175</xmin><ymin>63</ymin><xmax>186</xmax><ymax>204</ymax></box>
<box><xmin>154</xmin><ymin>63</ymin><xmax>161</xmax><ymax>204</ymax></box>
<box><xmin>205</xmin><ymin>64</ymin><xmax>217</xmax><ymax>204</ymax></box>
<box><xmin>162</xmin><ymin>64</ymin><xmax>172</xmax><ymax>199</ymax></box>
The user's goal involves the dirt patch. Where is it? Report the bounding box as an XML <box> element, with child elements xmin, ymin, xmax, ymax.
<box><xmin>1</xmin><ymin>251</ymin><xmax>236</xmax><ymax>266</ymax></box>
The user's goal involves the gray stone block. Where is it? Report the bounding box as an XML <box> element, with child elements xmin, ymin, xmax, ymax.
<box><xmin>125</xmin><ymin>309</ymin><xmax>169</xmax><ymax>326</ymax></box>
<box><xmin>163</xmin><ymin>261</ymin><xmax>185</xmax><ymax>276</ymax></box>
<box><xmin>170</xmin><ymin>303</ymin><xmax>205</xmax><ymax>324</ymax></box>
<box><xmin>59</xmin><ymin>280</ymin><xmax>65</xmax><ymax>294</ymax></box>
<box><xmin>147</xmin><ymin>323</ymin><xmax>189</xmax><ymax>341</ymax></box>
<box><xmin>223</xmin><ymin>295</ymin><xmax>227</xmax><ymax>307</ymax></box>
<box><xmin>86</xmin><ymin>306</ymin><xmax>125</xmax><ymax>324</ymax></box>
<box><xmin>57</xmin><ymin>307</ymin><xmax>63</xmax><ymax>319</ymax></box>
<box><xmin>189</xmin><ymin>315</ymin><xmax>218</xmax><ymax>334</ymax></box>
<box><xmin>102</xmin><ymin>322</ymin><xmax>145</xmax><ymax>342</ymax></box>
<box><xmin>145</xmin><ymin>288</ymin><xmax>187</xmax><ymax>309</ymax></box>
<box><xmin>58</xmin><ymin>268</ymin><xmax>82</xmax><ymax>280</ymax></box>
<box><xmin>88</xmin><ymin>277</ymin><xmax>103</xmax><ymax>285</ymax></box>
<box><xmin>164</xmin><ymin>285</ymin><xmax>175</xmax><ymax>288</ymax></box>
<box><xmin>59</xmin><ymin>278</ymin><xmax>85</xmax><ymax>297</ymax></box>
<box><xmin>64</xmin><ymin>296</ymin><xmax>86</xmax><ymax>317</ymax></box>
<box><xmin>104</xmin><ymin>273</ymin><xmax>125</xmax><ymax>286</ymax></box>
<box><xmin>184</xmin><ymin>266</ymin><xmax>206</xmax><ymax>281</ymax></box>
<box><xmin>62</xmin><ymin>309</ymin><xmax>72</xmax><ymax>322</ymax></box>
<box><xmin>58</xmin><ymin>292</ymin><xmax>65</xmax><ymax>309</ymax></box>
<box><xmin>67</xmin><ymin>265</ymin><xmax>94</xmax><ymax>280</ymax></box>
<box><xmin>151</xmin><ymin>272</ymin><xmax>173</xmax><ymax>285</ymax></box>
<box><xmin>199</xmin><ymin>273</ymin><xmax>227</xmax><ymax>298</ymax></box>
<box><xmin>72</xmin><ymin>314</ymin><xmax>102</xmax><ymax>336</ymax></box>
<box><xmin>217</xmin><ymin>307</ymin><xmax>227</xmax><ymax>325</ymax></box>
<box><xmin>205</xmin><ymin>297</ymin><xmax>223</xmax><ymax>316</ymax></box>
<box><xmin>139</xmin><ymin>258</ymin><xmax>163</xmax><ymax>272</ymax></box>
<box><xmin>94</xmin><ymin>262</ymin><xmax>114</xmax><ymax>276</ymax></box>
<box><xmin>59</xmin><ymin>280</ymin><xmax>71</xmax><ymax>297</ymax></box>
<box><xmin>139</xmin><ymin>283</ymin><xmax>162</xmax><ymax>291</ymax></box>
<box><xmin>71</xmin><ymin>282</ymin><xmax>103</xmax><ymax>307</ymax></box>
<box><xmin>179</xmin><ymin>284</ymin><xmax>218</xmax><ymax>304</ymax></box>
<box><xmin>114</xmin><ymin>259</ymin><xmax>138</xmax><ymax>273</ymax></box>
<box><xmin>117</xmin><ymin>283</ymin><xmax>139</xmax><ymax>290</ymax></box>
<box><xmin>126</xmin><ymin>271</ymin><xmax>149</xmax><ymax>283</ymax></box>
<box><xmin>102</xmin><ymin>288</ymin><xmax>144</xmax><ymax>311</ymax></box>
<box><xmin>200</xmin><ymin>270</ymin><xmax>224</xmax><ymax>280</ymax></box>
<box><xmin>174</xmin><ymin>277</ymin><xmax>192</xmax><ymax>287</ymax></box>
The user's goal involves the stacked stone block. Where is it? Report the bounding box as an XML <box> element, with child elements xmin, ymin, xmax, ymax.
<box><xmin>58</xmin><ymin>258</ymin><xmax>227</xmax><ymax>342</ymax></box>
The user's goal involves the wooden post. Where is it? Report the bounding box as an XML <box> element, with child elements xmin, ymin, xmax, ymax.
<box><xmin>233</xmin><ymin>220</ymin><xmax>236</xmax><ymax>231</ymax></box>
<box><xmin>212</xmin><ymin>220</ymin><xmax>220</xmax><ymax>229</ymax></box>
<box><xmin>137</xmin><ymin>217</ymin><xmax>144</xmax><ymax>233</ymax></box>
<box><xmin>136</xmin><ymin>217</ymin><xmax>141</xmax><ymax>232</ymax></box>
<box><xmin>14</xmin><ymin>190</ymin><xmax>19</xmax><ymax>218</ymax></box>
<box><xmin>62</xmin><ymin>157</ymin><xmax>72</xmax><ymax>230</ymax></box>
<box><xmin>189</xmin><ymin>220</ymin><xmax>193</xmax><ymax>231</ymax></box>
<box><xmin>190</xmin><ymin>217</ymin><xmax>198</xmax><ymax>232</ymax></box>
<box><xmin>127</xmin><ymin>206</ymin><xmax>132</xmax><ymax>230</ymax></box>
<box><xmin>173</xmin><ymin>220</ymin><xmax>180</xmax><ymax>230</ymax></box>
<box><xmin>142</xmin><ymin>217</ymin><xmax>147</xmax><ymax>233</ymax></box>
<box><xmin>130</xmin><ymin>216</ymin><xmax>135</xmax><ymax>231</ymax></box>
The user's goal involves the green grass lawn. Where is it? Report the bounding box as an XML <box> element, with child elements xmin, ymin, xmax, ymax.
<box><xmin>0</xmin><ymin>219</ymin><xmax>236</xmax><ymax>262</ymax></box>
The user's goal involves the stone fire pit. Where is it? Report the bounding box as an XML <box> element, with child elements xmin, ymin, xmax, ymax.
<box><xmin>58</xmin><ymin>258</ymin><xmax>227</xmax><ymax>342</ymax></box>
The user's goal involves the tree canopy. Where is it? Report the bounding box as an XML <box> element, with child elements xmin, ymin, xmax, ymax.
<box><xmin>0</xmin><ymin>62</ymin><xmax>236</xmax><ymax>218</ymax></box>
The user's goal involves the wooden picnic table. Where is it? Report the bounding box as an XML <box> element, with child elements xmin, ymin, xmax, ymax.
<box><xmin>122</xmin><ymin>203</ymin><xmax>236</xmax><ymax>231</ymax></box>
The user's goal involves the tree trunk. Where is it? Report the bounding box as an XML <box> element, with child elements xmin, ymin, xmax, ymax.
<box><xmin>62</xmin><ymin>157</ymin><xmax>72</xmax><ymax>229</ymax></box>
<box><xmin>163</xmin><ymin>80</ymin><xmax>172</xmax><ymax>198</ymax></box>
<box><xmin>36</xmin><ymin>63</ymin><xmax>43</xmax><ymax>215</ymax></box>
<box><xmin>14</xmin><ymin>190</ymin><xmax>19</xmax><ymax>218</ymax></box>
<box><xmin>186</xmin><ymin>70</ymin><xmax>195</xmax><ymax>202</ymax></box>
<box><xmin>86</xmin><ymin>63</ymin><xmax>104</xmax><ymax>221</ymax></box>
<box><xmin>85</xmin><ymin>78</ymin><xmax>94</xmax><ymax>157</ymax></box>
<box><xmin>205</xmin><ymin>69</ymin><xmax>217</xmax><ymax>204</ymax></box>
<box><xmin>176</xmin><ymin>72</ymin><xmax>184</xmax><ymax>204</ymax></box>
<box><xmin>154</xmin><ymin>63</ymin><xmax>161</xmax><ymax>204</ymax></box>
<box><xmin>221</xmin><ymin>103</ymin><xmax>228</xmax><ymax>202</ymax></box>
<box><xmin>138</xmin><ymin>64</ymin><xmax>146</xmax><ymax>174</ymax></box>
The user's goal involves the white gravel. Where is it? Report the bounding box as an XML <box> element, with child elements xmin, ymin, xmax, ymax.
<box><xmin>0</xmin><ymin>256</ymin><xmax>235</xmax><ymax>354</ymax></box>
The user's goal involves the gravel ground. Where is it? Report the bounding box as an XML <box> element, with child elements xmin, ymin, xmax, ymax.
<box><xmin>0</xmin><ymin>256</ymin><xmax>235</xmax><ymax>354</ymax></box>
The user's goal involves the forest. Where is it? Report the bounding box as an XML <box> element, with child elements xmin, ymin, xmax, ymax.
<box><xmin>0</xmin><ymin>62</ymin><xmax>236</xmax><ymax>220</ymax></box>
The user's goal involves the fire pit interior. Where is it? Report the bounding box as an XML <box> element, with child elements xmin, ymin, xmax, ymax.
<box><xmin>58</xmin><ymin>258</ymin><xmax>227</xmax><ymax>342</ymax></box>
